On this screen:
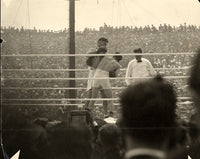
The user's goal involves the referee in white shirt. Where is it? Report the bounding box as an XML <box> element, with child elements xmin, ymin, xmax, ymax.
<box><xmin>125</xmin><ymin>48</ymin><xmax>156</xmax><ymax>86</ymax></box>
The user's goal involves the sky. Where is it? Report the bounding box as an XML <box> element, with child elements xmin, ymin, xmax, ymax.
<box><xmin>1</xmin><ymin>0</ymin><xmax>200</xmax><ymax>31</ymax></box>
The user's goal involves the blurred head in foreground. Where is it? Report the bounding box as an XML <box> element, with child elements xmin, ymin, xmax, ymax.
<box><xmin>120</xmin><ymin>75</ymin><xmax>177</xmax><ymax>150</ymax></box>
<box><xmin>189</xmin><ymin>49</ymin><xmax>200</xmax><ymax>125</ymax></box>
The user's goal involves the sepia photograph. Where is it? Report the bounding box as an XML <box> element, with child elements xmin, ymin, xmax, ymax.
<box><xmin>1</xmin><ymin>0</ymin><xmax>200</xmax><ymax>159</ymax></box>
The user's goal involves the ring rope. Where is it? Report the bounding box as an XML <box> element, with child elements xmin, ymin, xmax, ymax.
<box><xmin>2</xmin><ymin>67</ymin><xmax>191</xmax><ymax>71</ymax></box>
<box><xmin>2</xmin><ymin>102</ymin><xmax>193</xmax><ymax>106</ymax></box>
<box><xmin>1</xmin><ymin>52</ymin><xmax>196</xmax><ymax>57</ymax></box>
<box><xmin>2</xmin><ymin>51</ymin><xmax>193</xmax><ymax>110</ymax></box>
<box><xmin>2</xmin><ymin>87</ymin><xmax>125</xmax><ymax>90</ymax></box>
<box><xmin>2</xmin><ymin>76</ymin><xmax>190</xmax><ymax>80</ymax></box>
<box><xmin>1</xmin><ymin>87</ymin><xmax>188</xmax><ymax>90</ymax></box>
<box><xmin>2</xmin><ymin>97</ymin><xmax>191</xmax><ymax>101</ymax></box>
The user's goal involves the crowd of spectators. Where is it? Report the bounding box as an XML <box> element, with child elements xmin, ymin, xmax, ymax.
<box><xmin>2</xmin><ymin>23</ymin><xmax>200</xmax><ymax>54</ymax></box>
<box><xmin>2</xmin><ymin>62</ymin><xmax>200</xmax><ymax>159</ymax></box>
<box><xmin>1</xmin><ymin>24</ymin><xmax>200</xmax><ymax>158</ymax></box>
<box><xmin>1</xmin><ymin>24</ymin><xmax>200</xmax><ymax>120</ymax></box>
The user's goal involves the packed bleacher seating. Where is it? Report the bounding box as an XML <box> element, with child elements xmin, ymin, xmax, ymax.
<box><xmin>1</xmin><ymin>24</ymin><xmax>200</xmax><ymax>120</ymax></box>
<box><xmin>1</xmin><ymin>24</ymin><xmax>200</xmax><ymax>158</ymax></box>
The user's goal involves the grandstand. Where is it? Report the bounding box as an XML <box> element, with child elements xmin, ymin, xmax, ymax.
<box><xmin>1</xmin><ymin>24</ymin><xmax>200</xmax><ymax>121</ymax></box>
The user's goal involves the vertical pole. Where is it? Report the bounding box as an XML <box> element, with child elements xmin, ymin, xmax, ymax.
<box><xmin>69</xmin><ymin>0</ymin><xmax>76</xmax><ymax>102</ymax></box>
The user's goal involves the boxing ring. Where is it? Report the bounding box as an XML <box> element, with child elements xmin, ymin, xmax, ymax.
<box><xmin>1</xmin><ymin>52</ymin><xmax>196</xmax><ymax>120</ymax></box>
